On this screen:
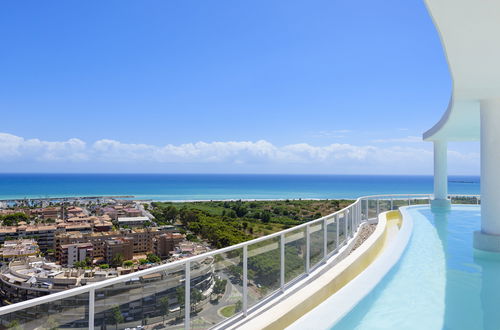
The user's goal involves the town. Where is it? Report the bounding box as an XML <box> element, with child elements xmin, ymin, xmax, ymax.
<box><xmin>0</xmin><ymin>198</ymin><xmax>210</xmax><ymax>307</ymax></box>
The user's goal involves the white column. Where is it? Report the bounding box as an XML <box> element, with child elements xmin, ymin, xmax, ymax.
<box><xmin>434</xmin><ymin>140</ymin><xmax>448</xmax><ymax>200</ymax></box>
<box><xmin>474</xmin><ymin>99</ymin><xmax>500</xmax><ymax>251</ymax></box>
<box><xmin>431</xmin><ymin>140</ymin><xmax>451</xmax><ymax>210</ymax></box>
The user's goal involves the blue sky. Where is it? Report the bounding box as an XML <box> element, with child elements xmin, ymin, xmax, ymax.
<box><xmin>0</xmin><ymin>0</ymin><xmax>479</xmax><ymax>174</ymax></box>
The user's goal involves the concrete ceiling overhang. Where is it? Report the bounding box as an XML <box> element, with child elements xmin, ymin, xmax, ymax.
<box><xmin>422</xmin><ymin>0</ymin><xmax>500</xmax><ymax>142</ymax></box>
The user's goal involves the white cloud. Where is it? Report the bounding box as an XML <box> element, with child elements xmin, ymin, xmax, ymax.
<box><xmin>0</xmin><ymin>133</ymin><xmax>87</xmax><ymax>161</ymax></box>
<box><xmin>0</xmin><ymin>132</ymin><xmax>479</xmax><ymax>174</ymax></box>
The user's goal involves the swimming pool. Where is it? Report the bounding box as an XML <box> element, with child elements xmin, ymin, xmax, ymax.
<box><xmin>331</xmin><ymin>205</ymin><xmax>500</xmax><ymax>329</ymax></box>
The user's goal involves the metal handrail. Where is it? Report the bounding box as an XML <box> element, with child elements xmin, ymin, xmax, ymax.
<box><xmin>0</xmin><ymin>193</ymin><xmax>480</xmax><ymax>329</ymax></box>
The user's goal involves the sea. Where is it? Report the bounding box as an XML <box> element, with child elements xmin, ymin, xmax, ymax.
<box><xmin>0</xmin><ymin>174</ymin><xmax>480</xmax><ymax>201</ymax></box>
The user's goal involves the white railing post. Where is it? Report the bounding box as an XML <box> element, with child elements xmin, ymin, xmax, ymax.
<box><xmin>243</xmin><ymin>245</ymin><xmax>248</xmax><ymax>316</ymax></box>
<box><xmin>408</xmin><ymin>196</ymin><xmax>411</xmax><ymax>206</ymax></box>
<box><xmin>306</xmin><ymin>225</ymin><xmax>310</xmax><ymax>274</ymax></box>
<box><xmin>390</xmin><ymin>198</ymin><xmax>394</xmax><ymax>210</ymax></box>
<box><xmin>280</xmin><ymin>233</ymin><xmax>285</xmax><ymax>292</ymax></box>
<box><xmin>376</xmin><ymin>199</ymin><xmax>380</xmax><ymax>215</ymax></box>
<box><xmin>185</xmin><ymin>261</ymin><xmax>190</xmax><ymax>330</ymax></box>
<box><xmin>344</xmin><ymin>212</ymin><xmax>348</xmax><ymax>241</ymax></box>
<box><xmin>357</xmin><ymin>202</ymin><xmax>360</xmax><ymax>227</ymax></box>
<box><xmin>350</xmin><ymin>208</ymin><xmax>354</xmax><ymax>237</ymax></box>
<box><xmin>89</xmin><ymin>288</ymin><xmax>95</xmax><ymax>330</ymax></box>
<box><xmin>323</xmin><ymin>218</ymin><xmax>328</xmax><ymax>260</ymax></box>
<box><xmin>335</xmin><ymin>214</ymin><xmax>339</xmax><ymax>249</ymax></box>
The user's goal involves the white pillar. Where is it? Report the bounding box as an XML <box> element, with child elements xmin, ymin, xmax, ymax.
<box><xmin>474</xmin><ymin>99</ymin><xmax>500</xmax><ymax>251</ymax></box>
<box><xmin>434</xmin><ymin>140</ymin><xmax>448</xmax><ymax>200</ymax></box>
<box><xmin>431</xmin><ymin>140</ymin><xmax>451</xmax><ymax>209</ymax></box>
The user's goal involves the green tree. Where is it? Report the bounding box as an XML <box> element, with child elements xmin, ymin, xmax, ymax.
<box><xmin>73</xmin><ymin>261</ymin><xmax>86</xmax><ymax>268</ymax></box>
<box><xmin>190</xmin><ymin>288</ymin><xmax>203</xmax><ymax>311</ymax></box>
<box><xmin>159</xmin><ymin>296</ymin><xmax>170</xmax><ymax>325</ymax></box>
<box><xmin>2</xmin><ymin>212</ymin><xmax>28</xmax><ymax>226</ymax></box>
<box><xmin>110</xmin><ymin>253</ymin><xmax>124</xmax><ymax>268</ymax></box>
<box><xmin>176</xmin><ymin>287</ymin><xmax>185</xmax><ymax>309</ymax></box>
<box><xmin>99</xmin><ymin>263</ymin><xmax>110</xmax><ymax>269</ymax></box>
<box><xmin>213</xmin><ymin>278</ymin><xmax>227</xmax><ymax>296</ymax></box>
<box><xmin>235</xmin><ymin>300</ymin><xmax>243</xmax><ymax>313</ymax></box>
<box><xmin>139</xmin><ymin>258</ymin><xmax>148</xmax><ymax>265</ymax></box>
<box><xmin>146</xmin><ymin>253</ymin><xmax>161</xmax><ymax>264</ymax></box>
<box><xmin>111</xmin><ymin>305</ymin><xmax>124</xmax><ymax>330</ymax></box>
<box><xmin>261</xmin><ymin>210</ymin><xmax>271</xmax><ymax>223</ymax></box>
<box><xmin>123</xmin><ymin>260</ymin><xmax>134</xmax><ymax>268</ymax></box>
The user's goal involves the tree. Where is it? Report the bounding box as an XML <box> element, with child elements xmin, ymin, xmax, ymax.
<box><xmin>213</xmin><ymin>278</ymin><xmax>227</xmax><ymax>296</ymax></box>
<box><xmin>110</xmin><ymin>253</ymin><xmax>124</xmax><ymax>268</ymax></box>
<box><xmin>139</xmin><ymin>258</ymin><xmax>148</xmax><ymax>265</ymax></box>
<box><xmin>190</xmin><ymin>288</ymin><xmax>203</xmax><ymax>311</ymax></box>
<box><xmin>159</xmin><ymin>296</ymin><xmax>170</xmax><ymax>325</ymax></box>
<box><xmin>73</xmin><ymin>261</ymin><xmax>86</xmax><ymax>268</ymax></box>
<box><xmin>261</xmin><ymin>210</ymin><xmax>271</xmax><ymax>223</ymax></box>
<box><xmin>123</xmin><ymin>260</ymin><xmax>133</xmax><ymax>268</ymax></box>
<box><xmin>179</xmin><ymin>209</ymin><xmax>199</xmax><ymax>226</ymax></box>
<box><xmin>235</xmin><ymin>300</ymin><xmax>243</xmax><ymax>313</ymax></box>
<box><xmin>146</xmin><ymin>253</ymin><xmax>161</xmax><ymax>264</ymax></box>
<box><xmin>2</xmin><ymin>212</ymin><xmax>28</xmax><ymax>226</ymax></box>
<box><xmin>111</xmin><ymin>305</ymin><xmax>124</xmax><ymax>330</ymax></box>
<box><xmin>176</xmin><ymin>287</ymin><xmax>185</xmax><ymax>309</ymax></box>
<box><xmin>99</xmin><ymin>263</ymin><xmax>110</xmax><ymax>269</ymax></box>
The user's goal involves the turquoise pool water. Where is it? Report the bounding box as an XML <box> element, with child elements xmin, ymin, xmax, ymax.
<box><xmin>334</xmin><ymin>205</ymin><xmax>500</xmax><ymax>330</ymax></box>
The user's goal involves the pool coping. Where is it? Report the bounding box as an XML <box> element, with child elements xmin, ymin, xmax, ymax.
<box><xmin>287</xmin><ymin>206</ymin><xmax>414</xmax><ymax>329</ymax></box>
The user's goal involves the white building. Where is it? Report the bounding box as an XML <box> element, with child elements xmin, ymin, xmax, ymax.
<box><xmin>117</xmin><ymin>216</ymin><xmax>150</xmax><ymax>227</ymax></box>
<box><xmin>423</xmin><ymin>0</ymin><xmax>500</xmax><ymax>251</ymax></box>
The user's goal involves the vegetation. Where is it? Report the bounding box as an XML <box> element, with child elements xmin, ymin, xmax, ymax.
<box><xmin>146</xmin><ymin>253</ymin><xmax>161</xmax><ymax>264</ymax></box>
<box><xmin>159</xmin><ymin>296</ymin><xmax>170</xmax><ymax>325</ymax></box>
<box><xmin>123</xmin><ymin>260</ymin><xmax>134</xmax><ymax>268</ymax></box>
<box><xmin>220</xmin><ymin>300</ymin><xmax>243</xmax><ymax>318</ymax></box>
<box><xmin>73</xmin><ymin>257</ymin><xmax>92</xmax><ymax>269</ymax></box>
<box><xmin>150</xmin><ymin>199</ymin><xmax>352</xmax><ymax>248</ymax></box>
<box><xmin>110</xmin><ymin>254</ymin><xmax>124</xmax><ymax>268</ymax></box>
<box><xmin>220</xmin><ymin>304</ymin><xmax>236</xmax><ymax>318</ymax></box>
<box><xmin>150</xmin><ymin>199</ymin><xmax>351</xmax><ymax>294</ymax></box>
<box><xmin>1</xmin><ymin>212</ymin><xmax>29</xmax><ymax>226</ymax></box>
<box><xmin>111</xmin><ymin>305</ymin><xmax>124</xmax><ymax>330</ymax></box>
<box><xmin>99</xmin><ymin>263</ymin><xmax>110</xmax><ymax>269</ymax></box>
<box><xmin>213</xmin><ymin>277</ymin><xmax>227</xmax><ymax>296</ymax></box>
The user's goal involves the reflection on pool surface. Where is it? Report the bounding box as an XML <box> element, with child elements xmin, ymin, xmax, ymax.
<box><xmin>334</xmin><ymin>205</ymin><xmax>500</xmax><ymax>330</ymax></box>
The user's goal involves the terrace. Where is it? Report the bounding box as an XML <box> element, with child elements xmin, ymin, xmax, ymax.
<box><xmin>0</xmin><ymin>0</ymin><xmax>498</xmax><ymax>329</ymax></box>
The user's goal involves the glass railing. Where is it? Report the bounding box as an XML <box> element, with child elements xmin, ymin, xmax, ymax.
<box><xmin>0</xmin><ymin>193</ymin><xmax>476</xmax><ymax>329</ymax></box>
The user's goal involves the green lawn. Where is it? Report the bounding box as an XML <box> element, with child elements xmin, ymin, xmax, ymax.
<box><xmin>219</xmin><ymin>304</ymin><xmax>236</xmax><ymax>318</ymax></box>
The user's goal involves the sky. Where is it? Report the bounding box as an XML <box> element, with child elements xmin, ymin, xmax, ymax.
<box><xmin>0</xmin><ymin>0</ymin><xmax>480</xmax><ymax>175</ymax></box>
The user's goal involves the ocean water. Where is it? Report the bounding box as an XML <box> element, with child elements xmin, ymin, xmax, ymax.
<box><xmin>0</xmin><ymin>174</ymin><xmax>480</xmax><ymax>201</ymax></box>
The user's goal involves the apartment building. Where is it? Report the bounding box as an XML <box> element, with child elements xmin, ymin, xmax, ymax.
<box><xmin>58</xmin><ymin>243</ymin><xmax>94</xmax><ymax>267</ymax></box>
<box><xmin>153</xmin><ymin>233</ymin><xmax>185</xmax><ymax>258</ymax></box>
<box><xmin>104</xmin><ymin>238</ymin><xmax>133</xmax><ymax>264</ymax></box>
<box><xmin>55</xmin><ymin>228</ymin><xmax>177</xmax><ymax>259</ymax></box>
<box><xmin>0</xmin><ymin>225</ymin><xmax>56</xmax><ymax>251</ymax></box>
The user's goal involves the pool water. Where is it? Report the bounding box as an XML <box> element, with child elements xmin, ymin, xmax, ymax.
<box><xmin>334</xmin><ymin>205</ymin><xmax>500</xmax><ymax>330</ymax></box>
